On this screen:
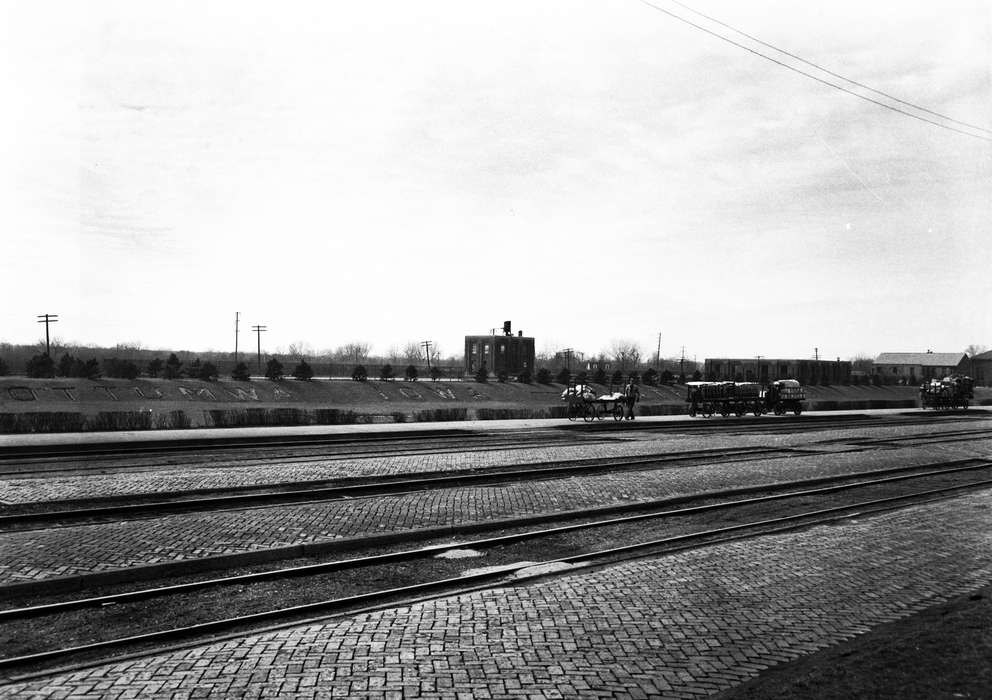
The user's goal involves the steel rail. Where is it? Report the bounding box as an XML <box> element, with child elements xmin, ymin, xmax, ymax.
<box><xmin>3</xmin><ymin>474</ymin><xmax>990</xmax><ymax>675</ymax></box>
<box><xmin>3</xmin><ymin>459</ymin><xmax>988</xmax><ymax>623</ymax></box>
<box><xmin>3</xmin><ymin>410</ymin><xmax>974</xmax><ymax>463</ymax></box>
<box><xmin>0</xmin><ymin>428</ymin><xmax>483</xmax><ymax>461</ymax></box>
<box><xmin>0</xmin><ymin>433</ymin><xmax>587</xmax><ymax>478</ymax></box>
<box><xmin>0</xmin><ymin>446</ymin><xmax>802</xmax><ymax>528</ymax></box>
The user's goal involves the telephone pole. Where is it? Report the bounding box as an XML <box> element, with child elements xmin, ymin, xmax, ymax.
<box><xmin>560</xmin><ymin>348</ymin><xmax>574</xmax><ymax>371</ymax></box>
<box><xmin>234</xmin><ymin>312</ymin><xmax>241</xmax><ymax>364</ymax></box>
<box><xmin>252</xmin><ymin>325</ymin><xmax>267</xmax><ymax>372</ymax></box>
<box><xmin>680</xmin><ymin>346</ymin><xmax>686</xmax><ymax>378</ymax></box>
<box><xmin>37</xmin><ymin>314</ymin><xmax>59</xmax><ymax>357</ymax></box>
<box><xmin>420</xmin><ymin>341</ymin><xmax>433</xmax><ymax>372</ymax></box>
<box><xmin>656</xmin><ymin>332</ymin><xmax>662</xmax><ymax>370</ymax></box>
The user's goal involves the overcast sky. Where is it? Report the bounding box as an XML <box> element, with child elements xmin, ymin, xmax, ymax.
<box><xmin>2</xmin><ymin>0</ymin><xmax>989</xmax><ymax>362</ymax></box>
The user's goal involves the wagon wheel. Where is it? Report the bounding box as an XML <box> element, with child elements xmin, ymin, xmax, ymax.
<box><xmin>613</xmin><ymin>403</ymin><xmax>625</xmax><ymax>421</ymax></box>
<box><xmin>702</xmin><ymin>402</ymin><xmax>714</xmax><ymax>418</ymax></box>
<box><xmin>688</xmin><ymin>404</ymin><xmax>697</xmax><ymax>418</ymax></box>
<box><xmin>793</xmin><ymin>404</ymin><xmax>802</xmax><ymax>416</ymax></box>
<box><xmin>774</xmin><ymin>404</ymin><xmax>785</xmax><ymax>416</ymax></box>
<box><xmin>720</xmin><ymin>403</ymin><xmax>730</xmax><ymax>417</ymax></box>
<box><xmin>583</xmin><ymin>402</ymin><xmax>598</xmax><ymax>422</ymax></box>
<box><xmin>735</xmin><ymin>404</ymin><xmax>747</xmax><ymax>417</ymax></box>
<box><xmin>753</xmin><ymin>403</ymin><xmax>763</xmax><ymax>417</ymax></box>
<box><xmin>567</xmin><ymin>403</ymin><xmax>579</xmax><ymax>421</ymax></box>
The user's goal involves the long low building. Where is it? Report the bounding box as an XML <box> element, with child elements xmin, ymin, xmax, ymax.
<box><xmin>704</xmin><ymin>358</ymin><xmax>851</xmax><ymax>385</ymax></box>
<box><xmin>873</xmin><ymin>352</ymin><xmax>969</xmax><ymax>383</ymax></box>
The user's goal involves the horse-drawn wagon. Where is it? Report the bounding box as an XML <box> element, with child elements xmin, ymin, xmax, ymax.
<box><xmin>561</xmin><ymin>385</ymin><xmax>626</xmax><ymax>422</ymax></box>
<box><xmin>920</xmin><ymin>375</ymin><xmax>973</xmax><ymax>410</ymax></box>
<box><xmin>685</xmin><ymin>381</ymin><xmax>765</xmax><ymax>417</ymax></box>
<box><xmin>765</xmin><ymin>379</ymin><xmax>805</xmax><ymax>415</ymax></box>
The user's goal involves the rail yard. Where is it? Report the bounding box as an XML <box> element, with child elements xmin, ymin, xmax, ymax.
<box><xmin>0</xmin><ymin>409</ymin><xmax>990</xmax><ymax>698</ymax></box>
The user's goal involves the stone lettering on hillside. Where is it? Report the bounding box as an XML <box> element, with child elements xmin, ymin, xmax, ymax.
<box><xmin>431</xmin><ymin>388</ymin><xmax>456</xmax><ymax>400</ymax></box>
<box><xmin>7</xmin><ymin>387</ymin><xmax>37</xmax><ymax>401</ymax></box>
<box><xmin>399</xmin><ymin>388</ymin><xmax>422</xmax><ymax>400</ymax></box>
<box><xmin>226</xmin><ymin>386</ymin><xmax>259</xmax><ymax>401</ymax></box>
<box><xmin>132</xmin><ymin>387</ymin><xmax>163</xmax><ymax>399</ymax></box>
<box><xmin>178</xmin><ymin>386</ymin><xmax>222</xmax><ymax>401</ymax></box>
<box><xmin>272</xmin><ymin>387</ymin><xmax>293</xmax><ymax>401</ymax></box>
<box><xmin>93</xmin><ymin>386</ymin><xmax>118</xmax><ymax>401</ymax></box>
<box><xmin>52</xmin><ymin>387</ymin><xmax>78</xmax><ymax>401</ymax></box>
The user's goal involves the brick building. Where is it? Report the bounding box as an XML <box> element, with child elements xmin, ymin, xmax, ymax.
<box><xmin>971</xmin><ymin>350</ymin><xmax>992</xmax><ymax>387</ymax></box>
<box><xmin>464</xmin><ymin>322</ymin><xmax>535</xmax><ymax>378</ymax></box>
<box><xmin>704</xmin><ymin>357</ymin><xmax>851</xmax><ymax>385</ymax></box>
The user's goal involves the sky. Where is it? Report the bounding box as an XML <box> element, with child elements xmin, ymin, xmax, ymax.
<box><xmin>2</xmin><ymin>0</ymin><xmax>990</xmax><ymax>363</ymax></box>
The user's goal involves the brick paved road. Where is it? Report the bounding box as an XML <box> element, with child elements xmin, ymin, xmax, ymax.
<box><xmin>0</xmin><ymin>445</ymin><xmax>976</xmax><ymax>586</ymax></box>
<box><xmin>3</xmin><ymin>489</ymin><xmax>990</xmax><ymax>698</ymax></box>
<box><xmin>2</xmin><ymin>419</ymin><xmax>988</xmax><ymax>504</ymax></box>
<box><xmin>0</xmin><ymin>435</ymin><xmax>767</xmax><ymax>504</ymax></box>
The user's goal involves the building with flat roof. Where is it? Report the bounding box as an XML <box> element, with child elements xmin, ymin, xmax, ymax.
<box><xmin>704</xmin><ymin>357</ymin><xmax>851</xmax><ymax>385</ymax></box>
<box><xmin>464</xmin><ymin>321</ymin><xmax>535</xmax><ymax>378</ymax></box>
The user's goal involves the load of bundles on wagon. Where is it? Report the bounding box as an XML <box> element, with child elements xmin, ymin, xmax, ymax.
<box><xmin>560</xmin><ymin>384</ymin><xmax>627</xmax><ymax>422</ymax></box>
<box><xmin>685</xmin><ymin>379</ymin><xmax>805</xmax><ymax>418</ymax></box>
<box><xmin>920</xmin><ymin>375</ymin><xmax>973</xmax><ymax>410</ymax></box>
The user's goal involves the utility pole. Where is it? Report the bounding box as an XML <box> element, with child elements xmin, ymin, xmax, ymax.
<box><xmin>814</xmin><ymin>347</ymin><xmax>819</xmax><ymax>361</ymax></box>
<box><xmin>561</xmin><ymin>348</ymin><xmax>574</xmax><ymax>371</ymax></box>
<box><xmin>252</xmin><ymin>325</ymin><xmax>267</xmax><ymax>372</ymax></box>
<box><xmin>420</xmin><ymin>340</ymin><xmax>433</xmax><ymax>372</ymax></box>
<box><xmin>680</xmin><ymin>346</ymin><xmax>686</xmax><ymax>378</ymax></box>
<box><xmin>37</xmin><ymin>314</ymin><xmax>59</xmax><ymax>358</ymax></box>
<box><xmin>234</xmin><ymin>312</ymin><xmax>241</xmax><ymax>364</ymax></box>
<box><xmin>656</xmin><ymin>332</ymin><xmax>661</xmax><ymax>371</ymax></box>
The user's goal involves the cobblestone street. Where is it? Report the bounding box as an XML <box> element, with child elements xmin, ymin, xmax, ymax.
<box><xmin>0</xmin><ymin>442</ymin><xmax>979</xmax><ymax>586</ymax></box>
<box><xmin>3</xmin><ymin>489</ymin><xmax>990</xmax><ymax>698</ymax></box>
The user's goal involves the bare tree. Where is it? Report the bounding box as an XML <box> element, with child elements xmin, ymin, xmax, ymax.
<box><xmin>114</xmin><ymin>341</ymin><xmax>145</xmax><ymax>354</ymax></box>
<box><xmin>287</xmin><ymin>341</ymin><xmax>314</xmax><ymax>361</ymax></box>
<box><xmin>849</xmin><ymin>353</ymin><xmax>875</xmax><ymax>373</ymax></box>
<box><xmin>336</xmin><ymin>342</ymin><xmax>370</xmax><ymax>364</ymax></box>
<box><xmin>965</xmin><ymin>344</ymin><xmax>989</xmax><ymax>357</ymax></box>
<box><xmin>402</xmin><ymin>342</ymin><xmax>422</xmax><ymax>364</ymax></box>
<box><xmin>610</xmin><ymin>339</ymin><xmax>642</xmax><ymax>372</ymax></box>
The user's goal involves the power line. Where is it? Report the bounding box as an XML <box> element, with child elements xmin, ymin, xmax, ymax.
<box><xmin>666</xmin><ymin>0</ymin><xmax>992</xmax><ymax>136</ymax></box>
<box><xmin>37</xmin><ymin>314</ymin><xmax>59</xmax><ymax>361</ymax></box>
<box><xmin>634</xmin><ymin>0</ymin><xmax>992</xmax><ymax>142</ymax></box>
<box><xmin>252</xmin><ymin>325</ymin><xmax>267</xmax><ymax>372</ymax></box>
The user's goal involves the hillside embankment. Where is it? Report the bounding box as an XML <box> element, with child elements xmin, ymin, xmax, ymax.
<box><xmin>0</xmin><ymin>377</ymin><xmax>988</xmax><ymax>433</ymax></box>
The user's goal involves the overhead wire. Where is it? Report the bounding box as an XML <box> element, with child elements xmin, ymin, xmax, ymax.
<box><xmin>666</xmin><ymin>0</ymin><xmax>992</xmax><ymax>136</ymax></box>
<box><xmin>634</xmin><ymin>0</ymin><xmax>992</xmax><ymax>142</ymax></box>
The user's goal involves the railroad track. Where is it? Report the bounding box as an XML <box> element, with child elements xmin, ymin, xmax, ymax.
<box><xmin>564</xmin><ymin>411</ymin><xmax>990</xmax><ymax>436</ymax></box>
<box><xmin>5</xmin><ymin>411</ymin><xmax>988</xmax><ymax>474</ymax></box>
<box><xmin>0</xmin><ymin>429</ymin><xmax>596</xmax><ymax>477</ymax></box>
<box><xmin>3</xmin><ymin>458</ymin><xmax>990</xmax><ymax>679</ymax></box>
<box><xmin>0</xmin><ymin>445</ymin><xmax>813</xmax><ymax>528</ymax></box>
